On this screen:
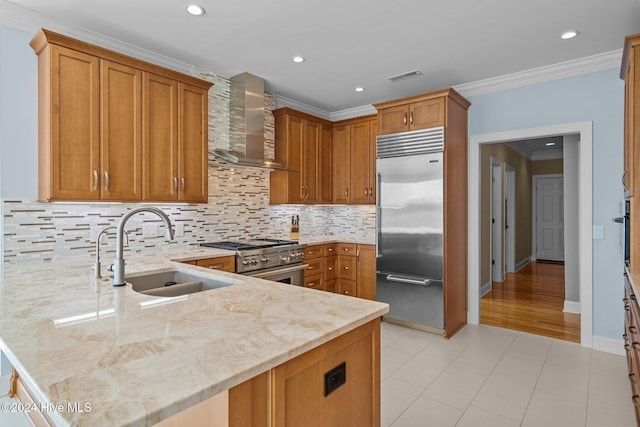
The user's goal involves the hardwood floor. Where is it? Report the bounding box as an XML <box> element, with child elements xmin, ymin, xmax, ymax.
<box><xmin>480</xmin><ymin>261</ymin><xmax>581</xmax><ymax>343</ymax></box>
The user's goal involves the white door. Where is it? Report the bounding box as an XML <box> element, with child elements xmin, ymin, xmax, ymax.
<box><xmin>505</xmin><ymin>165</ymin><xmax>516</xmax><ymax>272</ymax></box>
<box><xmin>536</xmin><ymin>177</ymin><xmax>564</xmax><ymax>261</ymax></box>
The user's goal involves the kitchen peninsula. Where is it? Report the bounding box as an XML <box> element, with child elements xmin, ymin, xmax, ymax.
<box><xmin>0</xmin><ymin>246</ymin><xmax>388</xmax><ymax>426</ymax></box>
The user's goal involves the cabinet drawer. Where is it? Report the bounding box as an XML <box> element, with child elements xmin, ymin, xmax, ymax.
<box><xmin>304</xmin><ymin>275</ymin><xmax>324</xmax><ymax>291</ymax></box>
<box><xmin>305</xmin><ymin>258</ymin><xmax>323</xmax><ymax>277</ymax></box>
<box><xmin>323</xmin><ymin>243</ymin><xmax>338</xmax><ymax>257</ymax></box>
<box><xmin>196</xmin><ymin>256</ymin><xmax>236</xmax><ymax>273</ymax></box>
<box><xmin>324</xmin><ymin>256</ymin><xmax>337</xmax><ymax>280</ymax></box>
<box><xmin>325</xmin><ymin>279</ymin><xmax>336</xmax><ymax>293</ymax></box>
<box><xmin>337</xmin><ymin>279</ymin><xmax>357</xmax><ymax>297</ymax></box>
<box><xmin>181</xmin><ymin>260</ymin><xmax>197</xmax><ymax>265</ymax></box>
<box><xmin>337</xmin><ymin>243</ymin><xmax>356</xmax><ymax>255</ymax></box>
<box><xmin>337</xmin><ymin>256</ymin><xmax>356</xmax><ymax>281</ymax></box>
<box><xmin>304</xmin><ymin>244</ymin><xmax>324</xmax><ymax>260</ymax></box>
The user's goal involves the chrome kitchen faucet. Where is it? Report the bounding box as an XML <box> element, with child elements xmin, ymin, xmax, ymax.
<box><xmin>111</xmin><ymin>207</ymin><xmax>174</xmax><ymax>287</ymax></box>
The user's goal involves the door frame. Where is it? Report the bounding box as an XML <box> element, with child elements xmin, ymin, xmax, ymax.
<box><xmin>532</xmin><ymin>174</ymin><xmax>564</xmax><ymax>262</ymax></box>
<box><xmin>505</xmin><ymin>164</ymin><xmax>516</xmax><ymax>273</ymax></box>
<box><xmin>469</xmin><ymin>122</ymin><xmax>592</xmax><ymax>348</ymax></box>
<box><xmin>490</xmin><ymin>157</ymin><xmax>504</xmax><ymax>283</ymax></box>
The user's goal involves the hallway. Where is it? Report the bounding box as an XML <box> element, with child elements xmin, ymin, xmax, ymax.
<box><xmin>481</xmin><ymin>261</ymin><xmax>580</xmax><ymax>343</ymax></box>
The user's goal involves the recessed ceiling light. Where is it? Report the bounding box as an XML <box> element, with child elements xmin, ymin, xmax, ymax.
<box><xmin>186</xmin><ymin>4</ymin><xmax>205</xmax><ymax>16</ymax></box>
<box><xmin>561</xmin><ymin>30</ymin><xmax>579</xmax><ymax>40</ymax></box>
<box><xmin>546</xmin><ymin>142</ymin><xmax>556</xmax><ymax>146</ymax></box>
<box><xmin>292</xmin><ymin>56</ymin><xmax>305</xmax><ymax>63</ymax></box>
<box><xmin>355</xmin><ymin>87</ymin><xmax>365</xmax><ymax>92</ymax></box>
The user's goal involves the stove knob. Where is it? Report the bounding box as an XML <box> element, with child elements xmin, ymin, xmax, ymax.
<box><xmin>252</xmin><ymin>260</ymin><xmax>259</xmax><ymax>265</ymax></box>
<box><xmin>242</xmin><ymin>261</ymin><xmax>250</xmax><ymax>266</ymax></box>
<box><xmin>281</xmin><ymin>256</ymin><xmax>291</xmax><ymax>264</ymax></box>
<box><xmin>261</xmin><ymin>257</ymin><xmax>270</xmax><ymax>263</ymax></box>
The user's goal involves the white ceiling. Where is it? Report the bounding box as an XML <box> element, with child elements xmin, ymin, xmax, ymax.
<box><xmin>2</xmin><ymin>0</ymin><xmax>640</xmax><ymax>114</ymax></box>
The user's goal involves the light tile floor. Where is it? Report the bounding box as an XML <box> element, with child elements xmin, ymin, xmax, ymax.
<box><xmin>0</xmin><ymin>322</ymin><xmax>635</xmax><ymax>426</ymax></box>
<box><xmin>382</xmin><ymin>321</ymin><xmax>636</xmax><ymax>427</ymax></box>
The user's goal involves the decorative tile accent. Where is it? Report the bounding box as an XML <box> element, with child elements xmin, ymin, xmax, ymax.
<box><xmin>2</xmin><ymin>72</ymin><xmax>374</xmax><ymax>263</ymax></box>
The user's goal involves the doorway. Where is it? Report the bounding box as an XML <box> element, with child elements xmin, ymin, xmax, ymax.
<box><xmin>469</xmin><ymin>122</ymin><xmax>593</xmax><ymax>347</ymax></box>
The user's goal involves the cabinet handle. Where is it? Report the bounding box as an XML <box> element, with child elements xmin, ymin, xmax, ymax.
<box><xmin>410</xmin><ymin>111</ymin><xmax>414</xmax><ymax>125</ymax></box>
<box><xmin>633</xmin><ymin>395</ymin><xmax>640</xmax><ymax>407</ymax></box>
<box><xmin>623</xmin><ymin>170</ymin><xmax>629</xmax><ymax>190</ymax></box>
<box><xmin>343</xmin><ymin>290</ymin><xmax>350</xmax><ymax>295</ymax></box>
<box><xmin>345</xmin><ymin>188</ymin><xmax>349</xmax><ymax>198</ymax></box>
<box><xmin>343</xmin><ymin>266</ymin><xmax>350</xmax><ymax>270</ymax></box>
<box><xmin>364</xmin><ymin>188</ymin><xmax>368</xmax><ymax>196</ymax></box>
<box><xmin>173</xmin><ymin>177</ymin><xmax>178</xmax><ymax>194</ymax></box>
<box><xmin>328</xmin><ymin>266</ymin><xmax>334</xmax><ymax>271</ymax></box>
<box><xmin>93</xmin><ymin>170</ymin><xmax>99</xmax><ymax>191</ymax></box>
<box><xmin>104</xmin><ymin>171</ymin><xmax>109</xmax><ymax>191</ymax></box>
<box><xmin>403</xmin><ymin>112</ymin><xmax>407</xmax><ymax>125</ymax></box>
<box><xmin>369</xmin><ymin>187</ymin><xmax>373</xmax><ymax>197</ymax></box>
<box><xmin>181</xmin><ymin>177</ymin><xmax>185</xmax><ymax>193</ymax></box>
<box><xmin>207</xmin><ymin>264</ymin><xmax>225</xmax><ymax>269</ymax></box>
<box><xmin>328</xmin><ymin>248</ymin><xmax>334</xmax><ymax>252</ymax></box>
<box><xmin>356</xmin><ymin>248</ymin><xmax>360</xmax><ymax>260</ymax></box>
<box><xmin>343</xmin><ymin>248</ymin><xmax>350</xmax><ymax>252</ymax></box>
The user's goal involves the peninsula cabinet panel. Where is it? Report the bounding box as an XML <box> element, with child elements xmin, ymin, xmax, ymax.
<box><xmin>100</xmin><ymin>60</ymin><xmax>142</xmax><ymax>201</ymax></box>
<box><xmin>30</xmin><ymin>28</ymin><xmax>212</xmax><ymax>203</ymax></box>
<box><xmin>38</xmin><ymin>44</ymin><xmax>100</xmax><ymax>201</ymax></box>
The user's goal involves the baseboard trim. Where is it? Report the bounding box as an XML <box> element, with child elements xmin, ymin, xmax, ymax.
<box><xmin>592</xmin><ymin>335</ymin><xmax>624</xmax><ymax>356</ymax></box>
<box><xmin>563</xmin><ymin>300</ymin><xmax>581</xmax><ymax>314</ymax></box>
<box><xmin>0</xmin><ymin>374</ymin><xmax>10</xmax><ymax>397</ymax></box>
<box><xmin>480</xmin><ymin>281</ymin><xmax>492</xmax><ymax>297</ymax></box>
<box><xmin>515</xmin><ymin>257</ymin><xmax>531</xmax><ymax>272</ymax></box>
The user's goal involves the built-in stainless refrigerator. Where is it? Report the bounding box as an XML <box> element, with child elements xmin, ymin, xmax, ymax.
<box><xmin>376</xmin><ymin>127</ymin><xmax>445</xmax><ymax>331</ymax></box>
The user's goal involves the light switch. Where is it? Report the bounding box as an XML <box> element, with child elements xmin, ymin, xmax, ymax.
<box><xmin>593</xmin><ymin>225</ymin><xmax>604</xmax><ymax>240</ymax></box>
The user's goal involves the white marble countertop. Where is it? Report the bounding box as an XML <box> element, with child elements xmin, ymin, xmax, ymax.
<box><xmin>0</xmin><ymin>246</ymin><xmax>388</xmax><ymax>426</ymax></box>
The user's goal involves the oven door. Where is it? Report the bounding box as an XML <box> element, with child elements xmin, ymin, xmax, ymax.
<box><xmin>243</xmin><ymin>264</ymin><xmax>308</xmax><ymax>286</ymax></box>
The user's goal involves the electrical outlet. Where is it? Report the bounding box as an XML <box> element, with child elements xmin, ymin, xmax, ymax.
<box><xmin>356</xmin><ymin>218</ymin><xmax>364</xmax><ymax>229</ymax></box>
<box><xmin>143</xmin><ymin>223</ymin><xmax>157</xmax><ymax>237</ymax></box>
<box><xmin>175</xmin><ymin>222</ymin><xmax>185</xmax><ymax>237</ymax></box>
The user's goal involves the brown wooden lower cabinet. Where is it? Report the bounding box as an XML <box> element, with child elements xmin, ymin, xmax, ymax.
<box><xmin>303</xmin><ymin>242</ymin><xmax>376</xmax><ymax>301</ymax></box>
<box><xmin>230</xmin><ymin>318</ymin><xmax>380</xmax><ymax>427</ymax></box>
<box><xmin>180</xmin><ymin>255</ymin><xmax>236</xmax><ymax>273</ymax></box>
<box><xmin>623</xmin><ymin>271</ymin><xmax>640</xmax><ymax>425</ymax></box>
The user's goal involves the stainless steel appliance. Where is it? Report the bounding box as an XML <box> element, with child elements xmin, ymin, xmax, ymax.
<box><xmin>376</xmin><ymin>127</ymin><xmax>445</xmax><ymax>331</ymax></box>
<box><xmin>200</xmin><ymin>239</ymin><xmax>307</xmax><ymax>285</ymax></box>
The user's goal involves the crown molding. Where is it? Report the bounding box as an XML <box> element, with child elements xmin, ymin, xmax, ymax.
<box><xmin>0</xmin><ymin>0</ymin><xmax>194</xmax><ymax>75</ymax></box>
<box><xmin>274</xmin><ymin>95</ymin><xmax>331</xmax><ymax>120</ymax></box>
<box><xmin>453</xmin><ymin>49</ymin><xmax>622</xmax><ymax>98</ymax></box>
<box><xmin>329</xmin><ymin>105</ymin><xmax>377</xmax><ymax>121</ymax></box>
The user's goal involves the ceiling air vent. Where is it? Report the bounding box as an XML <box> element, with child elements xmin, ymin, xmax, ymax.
<box><xmin>387</xmin><ymin>69</ymin><xmax>423</xmax><ymax>83</ymax></box>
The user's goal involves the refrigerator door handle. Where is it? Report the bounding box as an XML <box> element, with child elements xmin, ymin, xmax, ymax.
<box><xmin>386</xmin><ymin>274</ymin><xmax>433</xmax><ymax>286</ymax></box>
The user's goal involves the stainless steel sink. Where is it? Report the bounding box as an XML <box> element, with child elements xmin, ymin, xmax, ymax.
<box><xmin>127</xmin><ymin>270</ymin><xmax>242</xmax><ymax>297</ymax></box>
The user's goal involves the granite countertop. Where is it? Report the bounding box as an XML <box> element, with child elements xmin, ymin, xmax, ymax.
<box><xmin>0</xmin><ymin>246</ymin><xmax>388</xmax><ymax>426</ymax></box>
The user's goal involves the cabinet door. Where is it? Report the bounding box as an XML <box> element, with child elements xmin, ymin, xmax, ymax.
<box><xmin>368</xmin><ymin>119</ymin><xmax>378</xmax><ymax>203</ymax></box>
<box><xmin>356</xmin><ymin>245</ymin><xmax>376</xmax><ymax>300</ymax></box>
<box><xmin>143</xmin><ymin>72</ymin><xmax>178</xmax><ymax>201</ymax></box>
<box><xmin>196</xmin><ymin>256</ymin><xmax>236</xmax><ymax>273</ymax></box>
<box><xmin>332</xmin><ymin>125</ymin><xmax>350</xmax><ymax>204</ymax></box>
<box><xmin>100</xmin><ymin>60</ymin><xmax>142</xmax><ymax>201</ymax></box>
<box><xmin>324</xmin><ymin>255</ymin><xmax>337</xmax><ymax>281</ymax></box>
<box><xmin>336</xmin><ymin>279</ymin><xmax>357</xmax><ymax>297</ymax></box>
<box><xmin>318</xmin><ymin>124</ymin><xmax>333</xmax><ymax>203</ymax></box>
<box><xmin>337</xmin><ymin>255</ymin><xmax>356</xmax><ymax>281</ymax></box>
<box><xmin>410</xmin><ymin>98</ymin><xmax>445</xmax><ymax>130</ymax></box>
<box><xmin>48</xmin><ymin>45</ymin><xmax>100</xmax><ymax>200</ymax></box>
<box><xmin>303</xmin><ymin>120</ymin><xmax>321</xmax><ymax>203</ymax></box>
<box><xmin>286</xmin><ymin>115</ymin><xmax>304</xmax><ymax>204</ymax></box>
<box><xmin>378</xmin><ymin>105</ymin><xmax>409</xmax><ymax>135</ymax></box>
<box><xmin>178</xmin><ymin>83</ymin><xmax>209</xmax><ymax>202</ymax></box>
<box><xmin>350</xmin><ymin>121</ymin><xmax>372</xmax><ymax>204</ymax></box>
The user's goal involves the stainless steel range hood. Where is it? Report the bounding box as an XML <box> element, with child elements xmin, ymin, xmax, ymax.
<box><xmin>211</xmin><ymin>72</ymin><xmax>282</xmax><ymax>169</ymax></box>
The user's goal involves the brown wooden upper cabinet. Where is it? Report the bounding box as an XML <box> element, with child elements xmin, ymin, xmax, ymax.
<box><xmin>622</xmin><ymin>34</ymin><xmax>640</xmax><ymax>198</ymax></box>
<box><xmin>332</xmin><ymin>116</ymin><xmax>377</xmax><ymax>204</ymax></box>
<box><xmin>375</xmin><ymin>96</ymin><xmax>445</xmax><ymax>135</ymax></box>
<box><xmin>30</xmin><ymin>29</ymin><xmax>212</xmax><ymax>203</ymax></box>
<box><xmin>270</xmin><ymin>108</ymin><xmax>332</xmax><ymax>204</ymax></box>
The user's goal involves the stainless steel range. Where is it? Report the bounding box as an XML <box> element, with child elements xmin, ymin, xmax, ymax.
<box><xmin>200</xmin><ymin>239</ymin><xmax>307</xmax><ymax>285</ymax></box>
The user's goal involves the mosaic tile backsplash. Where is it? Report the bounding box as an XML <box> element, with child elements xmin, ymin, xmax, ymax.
<box><xmin>2</xmin><ymin>72</ymin><xmax>375</xmax><ymax>263</ymax></box>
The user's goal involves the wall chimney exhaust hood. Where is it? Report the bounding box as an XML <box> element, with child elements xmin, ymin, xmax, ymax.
<box><xmin>211</xmin><ymin>72</ymin><xmax>282</xmax><ymax>169</ymax></box>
